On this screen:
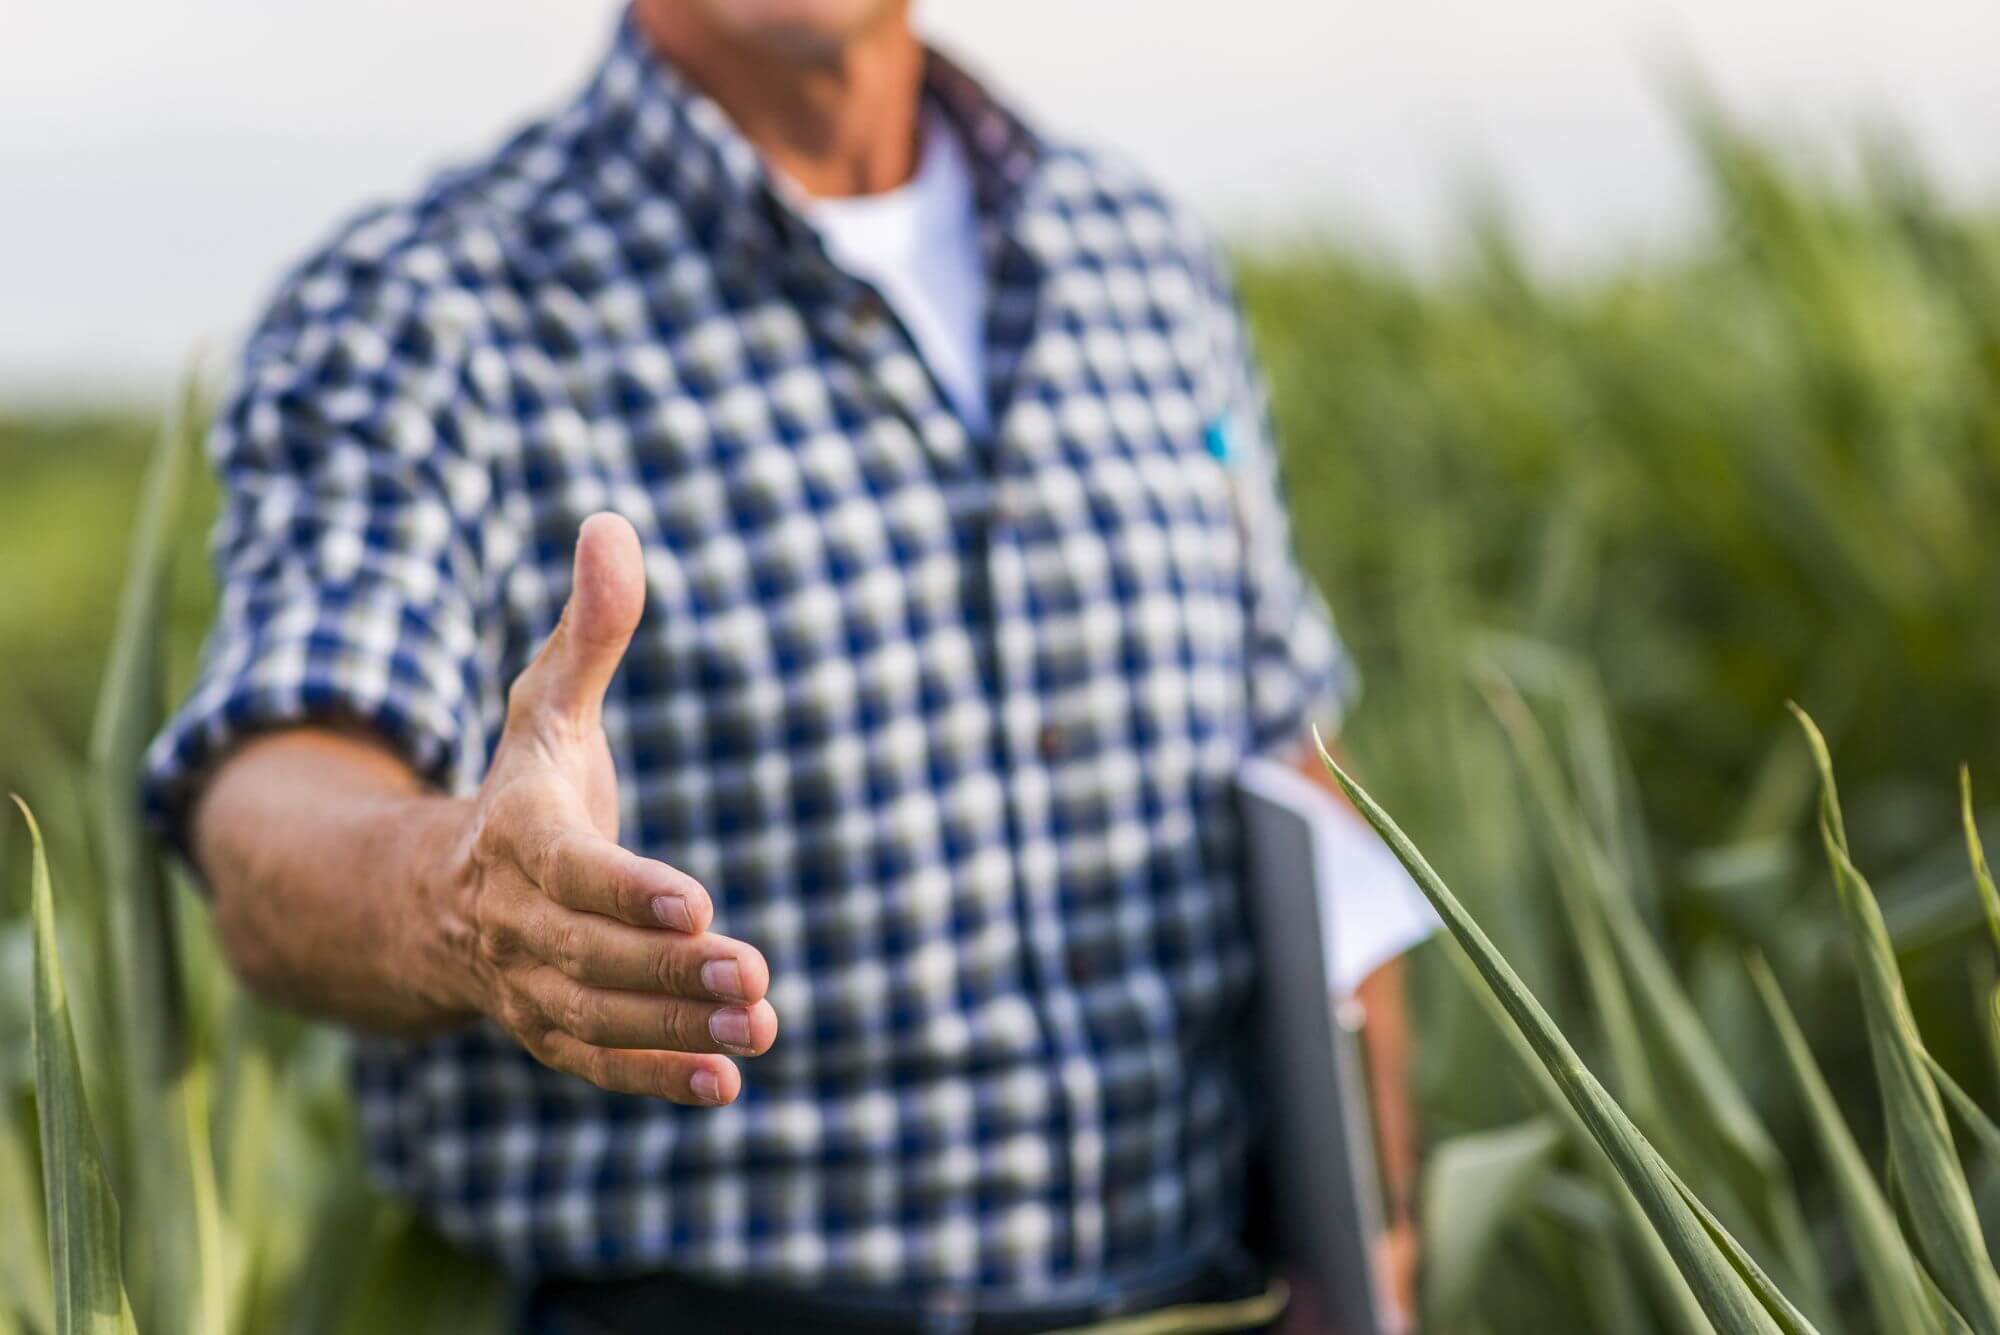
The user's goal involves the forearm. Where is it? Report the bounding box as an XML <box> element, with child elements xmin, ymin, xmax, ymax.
<box><xmin>1356</xmin><ymin>956</ymin><xmax>1420</xmax><ymax>1227</ymax></box>
<box><xmin>171</xmin><ymin>516</ymin><xmax>769</xmax><ymax>1106</ymax></box>
<box><xmin>1290</xmin><ymin>735</ymin><xmax>1422</xmax><ymax>1222</ymax></box>
<box><xmin>191</xmin><ymin>728</ymin><xmax>483</xmax><ymax>1036</ymax></box>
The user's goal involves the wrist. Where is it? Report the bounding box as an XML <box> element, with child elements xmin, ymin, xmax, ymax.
<box><xmin>401</xmin><ymin>794</ymin><xmax>490</xmax><ymax>1025</ymax></box>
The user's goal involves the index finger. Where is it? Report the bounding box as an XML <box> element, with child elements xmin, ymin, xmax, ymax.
<box><xmin>520</xmin><ymin>825</ymin><xmax>714</xmax><ymax>931</ymax></box>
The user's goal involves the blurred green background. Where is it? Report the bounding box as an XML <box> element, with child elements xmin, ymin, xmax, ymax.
<box><xmin>5</xmin><ymin>111</ymin><xmax>2000</xmax><ymax>1332</ymax></box>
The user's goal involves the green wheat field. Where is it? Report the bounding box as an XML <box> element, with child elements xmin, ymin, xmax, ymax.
<box><xmin>6</xmin><ymin>107</ymin><xmax>2000</xmax><ymax>1333</ymax></box>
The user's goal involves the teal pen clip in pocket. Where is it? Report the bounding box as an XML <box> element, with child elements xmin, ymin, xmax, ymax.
<box><xmin>1205</xmin><ymin>411</ymin><xmax>1256</xmax><ymax>541</ymax></box>
<box><xmin>1204</xmin><ymin>414</ymin><xmax>1241</xmax><ymax>468</ymax></box>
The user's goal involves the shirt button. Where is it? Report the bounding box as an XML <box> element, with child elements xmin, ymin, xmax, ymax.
<box><xmin>853</xmin><ymin>288</ymin><xmax>891</xmax><ymax>327</ymax></box>
<box><xmin>1038</xmin><ymin>724</ymin><xmax>1066</xmax><ymax>761</ymax></box>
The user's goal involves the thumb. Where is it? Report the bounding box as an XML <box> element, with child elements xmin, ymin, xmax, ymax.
<box><xmin>514</xmin><ymin>512</ymin><xmax>645</xmax><ymax>724</ymax></box>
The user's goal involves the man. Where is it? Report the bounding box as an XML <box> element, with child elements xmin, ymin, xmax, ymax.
<box><xmin>144</xmin><ymin>2</ymin><xmax>1421</xmax><ymax>1329</ymax></box>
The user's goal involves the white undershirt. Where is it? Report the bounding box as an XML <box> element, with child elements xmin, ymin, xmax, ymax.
<box><xmin>802</xmin><ymin>111</ymin><xmax>990</xmax><ymax>436</ymax></box>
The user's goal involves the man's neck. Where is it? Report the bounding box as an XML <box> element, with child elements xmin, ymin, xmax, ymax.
<box><xmin>632</xmin><ymin>1</ymin><xmax>926</xmax><ymax>199</ymax></box>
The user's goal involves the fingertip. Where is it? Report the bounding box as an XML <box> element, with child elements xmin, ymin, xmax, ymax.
<box><xmin>648</xmin><ymin>892</ymin><xmax>697</xmax><ymax>933</ymax></box>
<box><xmin>572</xmin><ymin>511</ymin><xmax>645</xmax><ymax>644</ymax></box>
<box><xmin>579</xmin><ymin>509</ymin><xmax>641</xmax><ymax>555</ymax></box>
<box><xmin>733</xmin><ymin>947</ymin><xmax>771</xmax><ymax>1005</ymax></box>
<box><xmin>677</xmin><ymin>876</ymin><xmax>716</xmax><ymax>933</ymax></box>
<box><xmin>637</xmin><ymin>862</ymin><xmax>712</xmax><ymax>932</ymax></box>
<box><xmin>744</xmin><ymin>998</ymin><xmax>779</xmax><ymax>1054</ymax></box>
<box><xmin>688</xmin><ymin>1057</ymin><xmax>740</xmax><ymax>1106</ymax></box>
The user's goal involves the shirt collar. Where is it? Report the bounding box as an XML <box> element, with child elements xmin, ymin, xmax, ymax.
<box><xmin>921</xmin><ymin>46</ymin><xmax>1043</xmax><ymax>224</ymax></box>
<box><xmin>582</xmin><ymin>9</ymin><xmax>1046</xmax><ymax>270</ymax></box>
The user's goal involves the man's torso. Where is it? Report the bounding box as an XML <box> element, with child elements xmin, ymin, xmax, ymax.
<box><xmin>149</xmin><ymin>16</ymin><xmax>1347</xmax><ymax>1296</ymax></box>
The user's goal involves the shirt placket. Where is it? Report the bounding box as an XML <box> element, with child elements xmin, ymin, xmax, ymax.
<box><xmin>982</xmin><ymin>476</ymin><xmax>1108</xmax><ymax>1278</ymax></box>
<box><xmin>794</xmin><ymin>244</ymin><xmax>978</xmax><ymax>477</ymax></box>
<box><xmin>814</xmin><ymin>232</ymin><xmax>1110</xmax><ymax>1277</ymax></box>
<box><xmin>980</xmin><ymin>212</ymin><xmax>1112</xmax><ymax>1279</ymax></box>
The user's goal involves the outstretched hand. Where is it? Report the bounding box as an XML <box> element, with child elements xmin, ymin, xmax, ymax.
<box><xmin>457</xmin><ymin>513</ymin><xmax>775</xmax><ymax>1105</ymax></box>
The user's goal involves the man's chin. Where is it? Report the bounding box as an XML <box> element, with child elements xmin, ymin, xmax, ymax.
<box><xmin>703</xmin><ymin>0</ymin><xmax>906</xmax><ymax>54</ymax></box>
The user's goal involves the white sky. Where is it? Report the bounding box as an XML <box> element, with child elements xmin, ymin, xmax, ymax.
<box><xmin>4</xmin><ymin>0</ymin><xmax>1998</xmax><ymax>407</ymax></box>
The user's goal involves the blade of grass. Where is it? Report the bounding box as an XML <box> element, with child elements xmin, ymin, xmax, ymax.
<box><xmin>1541</xmin><ymin>1176</ymin><xmax>1660</xmax><ymax>1335</ymax></box>
<box><xmin>215</xmin><ymin>999</ymin><xmax>279</xmax><ymax>1328</ymax></box>
<box><xmin>1961</xmin><ymin>768</ymin><xmax>2000</xmax><ymax>961</ymax></box>
<box><xmin>0</xmin><ymin>1107</ymin><xmax>55</xmax><ymax>1334</ymax></box>
<box><xmin>1631</xmin><ymin>922</ymin><xmax>1836</xmax><ymax>1328</ymax></box>
<box><xmin>1482</xmin><ymin>661</ymin><xmax>1838</xmax><ymax>1328</ymax></box>
<box><xmin>1658</xmin><ymin>1165</ymin><xmax>1826</xmax><ymax>1335</ymax></box>
<box><xmin>1920</xmin><ymin>1050</ymin><xmax>2000</xmax><ymax>1167</ymax></box>
<box><xmin>1973</xmin><ymin>956</ymin><xmax>2000</xmax><ymax>1113</ymax></box>
<box><xmin>16</xmin><ymin>796</ymin><xmax>138</xmax><ymax>1335</ymax></box>
<box><xmin>1986</xmin><ymin>983</ymin><xmax>2000</xmax><ymax>1103</ymax></box>
<box><xmin>1748</xmin><ymin>953</ymin><xmax>1946</xmax><ymax>1335</ymax></box>
<box><xmin>2</xmin><ymin>915</ymin><xmax>53</xmax><ymax>1331</ymax></box>
<box><xmin>1422</xmin><ymin>1117</ymin><xmax>1564</xmax><ymax>1327</ymax></box>
<box><xmin>1485</xmin><ymin>656</ymin><xmax>1784</xmax><ymax>1182</ymax></box>
<box><xmin>86</xmin><ymin>384</ymin><xmax>224</xmax><ymax>1335</ymax></box>
<box><xmin>1791</xmin><ymin>705</ymin><xmax>2000</xmax><ymax>1333</ymax></box>
<box><xmin>1449</xmin><ymin>948</ymin><xmax>1718</xmax><ymax>1335</ymax></box>
<box><xmin>1477</xmin><ymin>668</ymin><xmax>1658</xmax><ymax>1119</ymax></box>
<box><xmin>279</xmin><ymin>1141</ymin><xmax>384</xmax><ymax>1335</ymax></box>
<box><xmin>1913</xmin><ymin>1264</ymin><xmax>1977</xmax><ymax>1335</ymax></box>
<box><xmin>1314</xmin><ymin>729</ymin><xmax>1810</xmax><ymax>1335</ymax></box>
<box><xmin>332</xmin><ymin>1209</ymin><xmax>506</xmax><ymax>1335</ymax></box>
<box><xmin>1829</xmin><ymin>828</ymin><xmax>2000</xmax><ymax>1328</ymax></box>
<box><xmin>88</xmin><ymin>384</ymin><xmax>194</xmax><ymax>1079</ymax></box>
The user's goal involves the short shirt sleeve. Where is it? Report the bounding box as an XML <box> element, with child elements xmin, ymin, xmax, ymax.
<box><xmin>1193</xmin><ymin>246</ymin><xmax>1360</xmax><ymax>752</ymax></box>
<box><xmin>142</xmin><ymin>250</ymin><xmax>501</xmax><ymax>857</ymax></box>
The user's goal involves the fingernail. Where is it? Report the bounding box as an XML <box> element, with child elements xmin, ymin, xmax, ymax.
<box><xmin>709</xmin><ymin>1007</ymin><xmax>752</xmax><ymax>1050</ymax></box>
<box><xmin>651</xmin><ymin>895</ymin><xmax>694</xmax><ymax>931</ymax></box>
<box><xmin>690</xmin><ymin>1069</ymin><xmax>723</xmax><ymax>1104</ymax></box>
<box><xmin>700</xmin><ymin>959</ymin><xmax>745</xmax><ymax>1001</ymax></box>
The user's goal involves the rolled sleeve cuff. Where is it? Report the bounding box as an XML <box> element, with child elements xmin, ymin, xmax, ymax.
<box><xmin>141</xmin><ymin>596</ymin><xmax>483</xmax><ymax>864</ymax></box>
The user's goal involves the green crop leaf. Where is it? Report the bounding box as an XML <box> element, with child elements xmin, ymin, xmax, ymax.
<box><xmin>1749</xmin><ymin>953</ymin><xmax>1945</xmax><ymax>1335</ymax></box>
<box><xmin>1477</xmin><ymin>668</ymin><xmax>1657</xmax><ymax>1118</ymax></box>
<box><xmin>86</xmin><ymin>384</ymin><xmax>224</xmax><ymax>1335</ymax></box>
<box><xmin>1988</xmin><ymin>985</ymin><xmax>2000</xmax><ymax>1097</ymax></box>
<box><xmin>1962</xmin><ymin>768</ymin><xmax>2000</xmax><ymax>964</ymax></box>
<box><xmin>16</xmin><ymin>796</ymin><xmax>138</xmax><ymax>1335</ymax></box>
<box><xmin>1921</xmin><ymin>1050</ymin><xmax>2000</xmax><ymax>1168</ymax></box>
<box><xmin>1314</xmin><ymin>729</ymin><xmax>1813</xmax><ymax>1335</ymax></box>
<box><xmin>215</xmin><ymin>1000</ymin><xmax>280</xmax><ymax>1328</ymax></box>
<box><xmin>0</xmin><ymin>1111</ymin><xmax>55</xmax><ymax>1333</ymax></box>
<box><xmin>1448</xmin><ymin>950</ymin><xmax>1718</xmax><ymax>1334</ymax></box>
<box><xmin>1791</xmin><ymin>705</ymin><xmax>2000</xmax><ymax>1333</ymax></box>
<box><xmin>1661</xmin><ymin>1166</ymin><xmax>1824</xmax><ymax>1335</ymax></box>
<box><xmin>1913</xmin><ymin>1265</ymin><xmax>1977</xmax><ymax>1335</ymax></box>
<box><xmin>330</xmin><ymin>1209</ymin><xmax>507</xmax><ymax>1335</ymax></box>
<box><xmin>1482</xmin><ymin>660</ymin><xmax>1835</xmax><ymax>1326</ymax></box>
<box><xmin>1541</xmin><ymin>1176</ymin><xmax>1663</xmax><ymax>1335</ymax></box>
<box><xmin>1423</xmin><ymin>1117</ymin><xmax>1564</xmax><ymax>1326</ymax></box>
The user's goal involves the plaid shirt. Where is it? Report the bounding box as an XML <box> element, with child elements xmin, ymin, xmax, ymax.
<box><xmin>144</xmin><ymin>13</ymin><xmax>1354</xmax><ymax>1299</ymax></box>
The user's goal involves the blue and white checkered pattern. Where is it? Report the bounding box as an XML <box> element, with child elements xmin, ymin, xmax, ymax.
<box><xmin>144</xmin><ymin>11</ymin><xmax>1355</xmax><ymax>1297</ymax></box>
